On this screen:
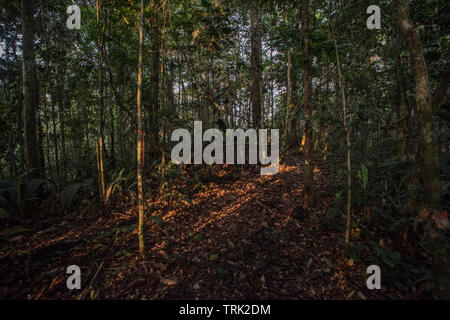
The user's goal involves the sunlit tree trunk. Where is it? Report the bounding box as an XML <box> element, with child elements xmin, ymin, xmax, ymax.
<box><xmin>137</xmin><ymin>0</ymin><xmax>146</xmax><ymax>259</ymax></box>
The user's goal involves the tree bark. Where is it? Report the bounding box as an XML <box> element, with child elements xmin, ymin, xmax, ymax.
<box><xmin>331</xmin><ymin>21</ymin><xmax>351</xmax><ymax>255</ymax></box>
<box><xmin>284</xmin><ymin>50</ymin><xmax>292</xmax><ymax>151</ymax></box>
<box><xmin>97</xmin><ymin>0</ymin><xmax>106</xmax><ymax>203</ymax></box>
<box><xmin>302</xmin><ymin>0</ymin><xmax>313</xmax><ymax>207</ymax></box>
<box><xmin>21</xmin><ymin>0</ymin><xmax>41</xmax><ymax>178</ymax></box>
<box><xmin>149</xmin><ymin>0</ymin><xmax>161</xmax><ymax>159</ymax></box>
<box><xmin>398</xmin><ymin>0</ymin><xmax>449</xmax><ymax>298</ymax></box>
<box><xmin>250</xmin><ymin>0</ymin><xmax>262</xmax><ymax>130</ymax></box>
<box><xmin>137</xmin><ymin>0</ymin><xmax>146</xmax><ymax>259</ymax></box>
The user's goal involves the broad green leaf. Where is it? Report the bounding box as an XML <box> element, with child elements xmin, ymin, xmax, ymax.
<box><xmin>383</xmin><ymin>257</ymin><xmax>394</xmax><ymax>268</ymax></box>
<box><xmin>360</xmin><ymin>164</ymin><xmax>368</xmax><ymax>190</ymax></box>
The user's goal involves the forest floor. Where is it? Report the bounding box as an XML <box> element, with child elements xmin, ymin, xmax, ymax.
<box><xmin>0</xmin><ymin>152</ymin><xmax>414</xmax><ymax>299</ymax></box>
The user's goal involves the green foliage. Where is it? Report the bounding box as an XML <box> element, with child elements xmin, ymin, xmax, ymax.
<box><xmin>114</xmin><ymin>249</ymin><xmax>132</xmax><ymax>257</ymax></box>
<box><xmin>358</xmin><ymin>164</ymin><xmax>369</xmax><ymax>190</ymax></box>
<box><xmin>105</xmin><ymin>168</ymin><xmax>136</xmax><ymax>203</ymax></box>
<box><xmin>112</xmin><ymin>224</ymin><xmax>138</xmax><ymax>234</ymax></box>
<box><xmin>209</xmin><ymin>253</ymin><xmax>219</xmax><ymax>261</ymax></box>
<box><xmin>370</xmin><ymin>241</ymin><xmax>402</xmax><ymax>268</ymax></box>
<box><xmin>0</xmin><ymin>178</ymin><xmax>46</xmax><ymax>216</ymax></box>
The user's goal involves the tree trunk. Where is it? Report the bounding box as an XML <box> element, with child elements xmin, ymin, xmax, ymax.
<box><xmin>57</xmin><ymin>84</ymin><xmax>66</xmax><ymax>180</ymax></box>
<box><xmin>21</xmin><ymin>0</ymin><xmax>41</xmax><ymax>178</ymax></box>
<box><xmin>398</xmin><ymin>0</ymin><xmax>449</xmax><ymax>298</ymax></box>
<box><xmin>289</xmin><ymin>57</ymin><xmax>299</xmax><ymax>147</ymax></box>
<box><xmin>50</xmin><ymin>88</ymin><xmax>59</xmax><ymax>176</ymax></box>
<box><xmin>137</xmin><ymin>0</ymin><xmax>146</xmax><ymax>259</ymax></box>
<box><xmin>149</xmin><ymin>0</ymin><xmax>161</xmax><ymax>160</ymax></box>
<box><xmin>97</xmin><ymin>0</ymin><xmax>106</xmax><ymax>203</ymax></box>
<box><xmin>284</xmin><ymin>50</ymin><xmax>292</xmax><ymax>151</ymax></box>
<box><xmin>302</xmin><ymin>0</ymin><xmax>313</xmax><ymax>207</ymax></box>
<box><xmin>396</xmin><ymin>30</ymin><xmax>417</xmax><ymax>245</ymax></box>
<box><xmin>250</xmin><ymin>0</ymin><xmax>262</xmax><ymax>130</ymax></box>
<box><xmin>331</xmin><ymin>21</ymin><xmax>352</xmax><ymax>255</ymax></box>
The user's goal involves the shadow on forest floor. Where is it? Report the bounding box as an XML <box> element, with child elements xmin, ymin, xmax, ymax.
<box><xmin>0</xmin><ymin>151</ymin><xmax>413</xmax><ymax>299</ymax></box>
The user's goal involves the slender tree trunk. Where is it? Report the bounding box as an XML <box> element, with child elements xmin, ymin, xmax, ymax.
<box><xmin>149</xmin><ymin>0</ymin><xmax>161</xmax><ymax>160</ymax></box>
<box><xmin>289</xmin><ymin>58</ymin><xmax>299</xmax><ymax>147</ymax></box>
<box><xmin>250</xmin><ymin>0</ymin><xmax>262</xmax><ymax>130</ymax></box>
<box><xmin>41</xmin><ymin>5</ymin><xmax>51</xmax><ymax>177</ymax></box>
<box><xmin>395</xmin><ymin>33</ymin><xmax>417</xmax><ymax>245</ymax></box>
<box><xmin>50</xmin><ymin>89</ymin><xmax>59</xmax><ymax>176</ymax></box>
<box><xmin>331</xmin><ymin>23</ymin><xmax>352</xmax><ymax>254</ymax></box>
<box><xmin>137</xmin><ymin>0</ymin><xmax>146</xmax><ymax>259</ymax></box>
<box><xmin>57</xmin><ymin>85</ymin><xmax>66</xmax><ymax>180</ymax></box>
<box><xmin>37</xmin><ymin>114</ymin><xmax>45</xmax><ymax>173</ymax></box>
<box><xmin>97</xmin><ymin>0</ymin><xmax>106</xmax><ymax>203</ymax></box>
<box><xmin>398</xmin><ymin>0</ymin><xmax>449</xmax><ymax>298</ymax></box>
<box><xmin>395</xmin><ymin>33</ymin><xmax>411</xmax><ymax>161</ymax></box>
<box><xmin>109</xmin><ymin>85</ymin><xmax>116</xmax><ymax>167</ymax></box>
<box><xmin>97</xmin><ymin>0</ymin><xmax>105</xmax><ymax>140</ymax></box>
<box><xmin>302</xmin><ymin>0</ymin><xmax>313</xmax><ymax>207</ymax></box>
<box><xmin>21</xmin><ymin>0</ymin><xmax>41</xmax><ymax>178</ymax></box>
<box><xmin>96</xmin><ymin>137</ymin><xmax>105</xmax><ymax>204</ymax></box>
<box><xmin>284</xmin><ymin>50</ymin><xmax>292</xmax><ymax>151</ymax></box>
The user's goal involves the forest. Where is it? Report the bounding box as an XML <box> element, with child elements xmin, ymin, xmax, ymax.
<box><xmin>0</xmin><ymin>0</ymin><xmax>449</xmax><ymax>300</ymax></box>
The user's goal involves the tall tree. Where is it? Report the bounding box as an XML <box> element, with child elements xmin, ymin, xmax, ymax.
<box><xmin>97</xmin><ymin>0</ymin><xmax>106</xmax><ymax>203</ymax></box>
<box><xmin>149</xmin><ymin>0</ymin><xmax>161</xmax><ymax>159</ymax></box>
<box><xmin>301</xmin><ymin>0</ymin><xmax>313</xmax><ymax>207</ymax></box>
<box><xmin>284</xmin><ymin>49</ymin><xmax>292</xmax><ymax>151</ymax></box>
<box><xmin>250</xmin><ymin>0</ymin><xmax>262</xmax><ymax>130</ymax></box>
<box><xmin>331</xmin><ymin>18</ymin><xmax>351</xmax><ymax>254</ymax></box>
<box><xmin>21</xmin><ymin>0</ymin><xmax>41</xmax><ymax>177</ymax></box>
<box><xmin>137</xmin><ymin>0</ymin><xmax>146</xmax><ymax>259</ymax></box>
<box><xmin>397</xmin><ymin>0</ymin><xmax>449</xmax><ymax>298</ymax></box>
